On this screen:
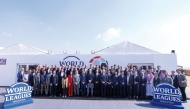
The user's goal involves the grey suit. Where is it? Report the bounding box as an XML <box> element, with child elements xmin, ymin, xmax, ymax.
<box><xmin>46</xmin><ymin>73</ymin><xmax>52</xmax><ymax>95</ymax></box>
<box><xmin>177</xmin><ymin>74</ymin><xmax>187</xmax><ymax>101</ymax></box>
<box><xmin>177</xmin><ymin>74</ymin><xmax>187</xmax><ymax>87</ymax></box>
<box><xmin>73</xmin><ymin>74</ymin><xmax>80</xmax><ymax>95</ymax></box>
<box><xmin>161</xmin><ymin>77</ymin><xmax>173</xmax><ymax>85</ymax></box>
<box><xmin>33</xmin><ymin>73</ymin><xmax>40</xmax><ymax>95</ymax></box>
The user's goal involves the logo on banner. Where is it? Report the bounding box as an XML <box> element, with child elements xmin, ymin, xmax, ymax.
<box><xmin>0</xmin><ymin>58</ymin><xmax>6</xmax><ymax>65</ymax></box>
<box><xmin>3</xmin><ymin>82</ymin><xmax>33</xmax><ymax>109</ymax></box>
<box><xmin>59</xmin><ymin>56</ymin><xmax>84</xmax><ymax>66</ymax></box>
<box><xmin>151</xmin><ymin>83</ymin><xmax>184</xmax><ymax>109</ymax></box>
<box><xmin>89</xmin><ymin>56</ymin><xmax>108</xmax><ymax>67</ymax></box>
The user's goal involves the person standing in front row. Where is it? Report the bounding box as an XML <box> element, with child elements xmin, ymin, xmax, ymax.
<box><xmin>100</xmin><ymin>69</ymin><xmax>108</xmax><ymax>97</ymax></box>
<box><xmin>113</xmin><ymin>71</ymin><xmax>119</xmax><ymax>97</ymax></box>
<box><xmin>62</xmin><ymin>74</ymin><xmax>68</xmax><ymax>97</ymax></box>
<box><xmin>33</xmin><ymin>71</ymin><xmax>40</xmax><ymax>96</ymax></box>
<box><xmin>107</xmin><ymin>70</ymin><xmax>113</xmax><ymax>97</ymax></box>
<box><xmin>140</xmin><ymin>72</ymin><xmax>147</xmax><ymax>98</ymax></box>
<box><xmin>80</xmin><ymin>69</ymin><xmax>86</xmax><ymax>97</ymax></box>
<box><xmin>40</xmin><ymin>71</ymin><xmax>46</xmax><ymax>95</ymax></box>
<box><xmin>119</xmin><ymin>71</ymin><xmax>126</xmax><ymax>98</ymax></box>
<box><xmin>86</xmin><ymin>69</ymin><xmax>94</xmax><ymax>97</ymax></box>
<box><xmin>50</xmin><ymin>70</ymin><xmax>58</xmax><ymax>97</ymax></box>
<box><xmin>94</xmin><ymin>69</ymin><xmax>100</xmax><ymax>97</ymax></box>
<box><xmin>17</xmin><ymin>68</ymin><xmax>25</xmax><ymax>82</ymax></box>
<box><xmin>133</xmin><ymin>71</ymin><xmax>140</xmax><ymax>99</ymax></box>
<box><xmin>73</xmin><ymin>70</ymin><xmax>80</xmax><ymax>96</ymax></box>
<box><xmin>46</xmin><ymin>70</ymin><xmax>52</xmax><ymax>96</ymax></box>
<box><xmin>68</xmin><ymin>71</ymin><xmax>73</xmax><ymax>97</ymax></box>
<box><xmin>126</xmin><ymin>72</ymin><xmax>133</xmax><ymax>99</ymax></box>
<box><xmin>176</xmin><ymin>69</ymin><xmax>187</xmax><ymax>103</ymax></box>
<box><xmin>23</xmin><ymin>70</ymin><xmax>29</xmax><ymax>84</ymax></box>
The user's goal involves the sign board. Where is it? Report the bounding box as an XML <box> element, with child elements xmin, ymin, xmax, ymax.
<box><xmin>151</xmin><ymin>83</ymin><xmax>184</xmax><ymax>109</ymax></box>
<box><xmin>3</xmin><ymin>82</ymin><xmax>33</xmax><ymax>109</ymax></box>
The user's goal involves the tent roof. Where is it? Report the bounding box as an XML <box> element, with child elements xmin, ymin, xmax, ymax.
<box><xmin>0</xmin><ymin>43</ymin><xmax>49</xmax><ymax>55</ymax></box>
<box><xmin>95</xmin><ymin>41</ymin><xmax>160</xmax><ymax>54</ymax></box>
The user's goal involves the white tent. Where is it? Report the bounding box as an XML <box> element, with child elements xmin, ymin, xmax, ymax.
<box><xmin>95</xmin><ymin>41</ymin><xmax>160</xmax><ymax>54</ymax></box>
<box><xmin>0</xmin><ymin>43</ymin><xmax>49</xmax><ymax>55</ymax></box>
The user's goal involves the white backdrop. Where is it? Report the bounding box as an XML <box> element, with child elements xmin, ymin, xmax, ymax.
<box><xmin>0</xmin><ymin>54</ymin><xmax>177</xmax><ymax>86</ymax></box>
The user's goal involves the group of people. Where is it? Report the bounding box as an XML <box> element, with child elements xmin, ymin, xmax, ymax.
<box><xmin>17</xmin><ymin>64</ymin><xmax>187</xmax><ymax>103</ymax></box>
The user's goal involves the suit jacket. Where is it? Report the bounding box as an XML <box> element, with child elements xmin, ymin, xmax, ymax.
<box><xmin>140</xmin><ymin>76</ymin><xmax>147</xmax><ymax>86</ymax></box>
<box><xmin>133</xmin><ymin>75</ymin><xmax>140</xmax><ymax>84</ymax></box>
<box><xmin>126</xmin><ymin>75</ymin><xmax>133</xmax><ymax>85</ymax></box>
<box><xmin>156</xmin><ymin>70</ymin><xmax>162</xmax><ymax>77</ymax></box>
<box><xmin>94</xmin><ymin>74</ymin><xmax>100</xmax><ymax>83</ymax></box>
<box><xmin>73</xmin><ymin>74</ymin><xmax>80</xmax><ymax>84</ymax></box>
<box><xmin>46</xmin><ymin>73</ymin><xmax>52</xmax><ymax>84</ymax></box>
<box><xmin>80</xmin><ymin>74</ymin><xmax>86</xmax><ymax>84</ymax></box>
<box><xmin>100</xmin><ymin>74</ymin><xmax>108</xmax><ymax>84</ymax></box>
<box><xmin>119</xmin><ymin>75</ymin><xmax>126</xmax><ymax>85</ymax></box>
<box><xmin>33</xmin><ymin>73</ymin><xmax>40</xmax><ymax>85</ymax></box>
<box><xmin>62</xmin><ymin>77</ymin><xmax>68</xmax><ymax>88</ymax></box>
<box><xmin>29</xmin><ymin>73</ymin><xmax>35</xmax><ymax>86</ymax></box>
<box><xmin>50</xmin><ymin>74</ymin><xmax>58</xmax><ymax>85</ymax></box>
<box><xmin>153</xmin><ymin>77</ymin><xmax>160</xmax><ymax>86</ymax></box>
<box><xmin>17</xmin><ymin>71</ymin><xmax>25</xmax><ymax>82</ymax></box>
<box><xmin>68</xmin><ymin>75</ymin><xmax>73</xmax><ymax>84</ymax></box>
<box><xmin>112</xmin><ymin>75</ymin><xmax>119</xmax><ymax>85</ymax></box>
<box><xmin>87</xmin><ymin>73</ymin><xmax>94</xmax><ymax>83</ymax></box>
<box><xmin>107</xmin><ymin>74</ymin><xmax>113</xmax><ymax>83</ymax></box>
<box><xmin>177</xmin><ymin>74</ymin><xmax>187</xmax><ymax>87</ymax></box>
<box><xmin>40</xmin><ymin>74</ymin><xmax>46</xmax><ymax>84</ymax></box>
<box><xmin>58</xmin><ymin>72</ymin><xmax>64</xmax><ymax>84</ymax></box>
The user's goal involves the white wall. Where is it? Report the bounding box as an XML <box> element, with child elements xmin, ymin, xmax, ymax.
<box><xmin>0</xmin><ymin>54</ymin><xmax>177</xmax><ymax>86</ymax></box>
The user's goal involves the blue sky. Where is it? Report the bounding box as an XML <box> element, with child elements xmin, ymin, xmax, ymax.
<box><xmin>0</xmin><ymin>0</ymin><xmax>190</xmax><ymax>68</ymax></box>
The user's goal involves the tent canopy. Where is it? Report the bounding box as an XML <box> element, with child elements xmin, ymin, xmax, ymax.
<box><xmin>95</xmin><ymin>41</ymin><xmax>160</xmax><ymax>54</ymax></box>
<box><xmin>0</xmin><ymin>43</ymin><xmax>49</xmax><ymax>55</ymax></box>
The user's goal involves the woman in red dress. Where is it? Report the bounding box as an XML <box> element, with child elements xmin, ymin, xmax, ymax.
<box><xmin>68</xmin><ymin>71</ymin><xmax>73</xmax><ymax>96</ymax></box>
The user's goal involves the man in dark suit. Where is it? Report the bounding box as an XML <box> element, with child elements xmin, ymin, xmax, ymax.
<box><xmin>176</xmin><ymin>69</ymin><xmax>187</xmax><ymax>103</ymax></box>
<box><xmin>140</xmin><ymin>72</ymin><xmax>147</xmax><ymax>98</ymax></box>
<box><xmin>107</xmin><ymin>70</ymin><xmax>113</xmax><ymax>97</ymax></box>
<box><xmin>50</xmin><ymin>70</ymin><xmax>58</xmax><ymax>97</ymax></box>
<box><xmin>126</xmin><ymin>72</ymin><xmax>133</xmax><ymax>99</ymax></box>
<box><xmin>113</xmin><ymin>71</ymin><xmax>119</xmax><ymax>97</ymax></box>
<box><xmin>58</xmin><ymin>69</ymin><xmax>64</xmax><ymax>96</ymax></box>
<box><xmin>156</xmin><ymin>65</ymin><xmax>162</xmax><ymax>77</ymax></box>
<box><xmin>100</xmin><ymin>69</ymin><xmax>108</xmax><ymax>97</ymax></box>
<box><xmin>119</xmin><ymin>71</ymin><xmax>126</xmax><ymax>98</ymax></box>
<box><xmin>86</xmin><ymin>69</ymin><xmax>94</xmax><ymax>97</ymax></box>
<box><xmin>66</xmin><ymin>65</ymin><xmax>71</xmax><ymax>76</ymax></box>
<box><xmin>94</xmin><ymin>69</ymin><xmax>100</xmax><ymax>97</ymax></box>
<box><xmin>17</xmin><ymin>68</ymin><xmax>25</xmax><ymax>82</ymax></box>
<box><xmin>153</xmin><ymin>73</ymin><xmax>160</xmax><ymax>87</ymax></box>
<box><xmin>80</xmin><ymin>69</ymin><xmax>86</xmax><ymax>97</ymax></box>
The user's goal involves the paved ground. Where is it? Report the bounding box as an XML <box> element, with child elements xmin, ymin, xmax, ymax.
<box><xmin>0</xmin><ymin>88</ymin><xmax>190</xmax><ymax>109</ymax></box>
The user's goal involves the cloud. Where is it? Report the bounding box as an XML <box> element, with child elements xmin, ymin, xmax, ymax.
<box><xmin>159</xmin><ymin>14</ymin><xmax>190</xmax><ymax>69</ymax></box>
<box><xmin>48</xmin><ymin>27</ymin><xmax>51</xmax><ymax>30</ymax></box>
<box><xmin>2</xmin><ymin>32</ymin><xmax>12</xmax><ymax>37</ymax></box>
<box><xmin>0</xmin><ymin>47</ymin><xmax>4</xmax><ymax>50</ymax></box>
<box><xmin>96</xmin><ymin>28</ymin><xmax>121</xmax><ymax>41</ymax></box>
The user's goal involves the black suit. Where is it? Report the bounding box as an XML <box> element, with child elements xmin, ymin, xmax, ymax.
<box><xmin>133</xmin><ymin>75</ymin><xmax>140</xmax><ymax>97</ymax></box>
<box><xmin>94</xmin><ymin>74</ymin><xmax>100</xmax><ymax>96</ymax></box>
<box><xmin>107</xmin><ymin>74</ymin><xmax>113</xmax><ymax>97</ymax></box>
<box><xmin>153</xmin><ymin>77</ymin><xmax>161</xmax><ymax>87</ymax></box>
<box><xmin>126</xmin><ymin>75</ymin><xmax>133</xmax><ymax>98</ymax></box>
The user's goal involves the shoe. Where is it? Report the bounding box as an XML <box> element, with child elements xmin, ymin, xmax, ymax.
<box><xmin>54</xmin><ymin>96</ymin><xmax>56</xmax><ymax>97</ymax></box>
<box><xmin>86</xmin><ymin>95</ymin><xmax>88</xmax><ymax>97</ymax></box>
<box><xmin>91</xmin><ymin>95</ymin><xmax>93</xmax><ymax>97</ymax></box>
<box><xmin>62</xmin><ymin>96</ymin><xmax>64</xmax><ymax>97</ymax></box>
<box><xmin>65</xmin><ymin>96</ymin><xmax>67</xmax><ymax>97</ymax></box>
<box><xmin>50</xmin><ymin>96</ymin><xmax>53</xmax><ymax>97</ymax></box>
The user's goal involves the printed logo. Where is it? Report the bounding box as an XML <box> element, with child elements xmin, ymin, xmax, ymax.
<box><xmin>0</xmin><ymin>58</ymin><xmax>6</xmax><ymax>65</ymax></box>
<box><xmin>3</xmin><ymin>82</ymin><xmax>33</xmax><ymax>109</ymax></box>
<box><xmin>151</xmin><ymin>83</ymin><xmax>184</xmax><ymax>109</ymax></box>
<box><xmin>89</xmin><ymin>56</ymin><xmax>108</xmax><ymax>67</ymax></box>
<box><xmin>59</xmin><ymin>56</ymin><xmax>84</xmax><ymax>66</ymax></box>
